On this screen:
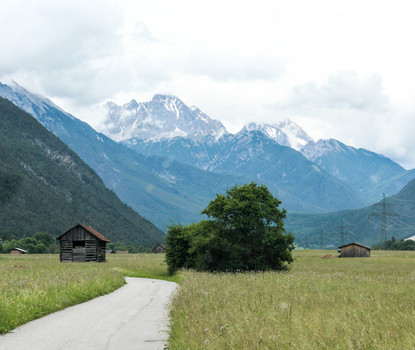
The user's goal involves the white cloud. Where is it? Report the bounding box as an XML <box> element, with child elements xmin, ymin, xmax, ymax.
<box><xmin>285</xmin><ymin>72</ymin><xmax>388</xmax><ymax>111</ymax></box>
<box><xmin>1</xmin><ymin>0</ymin><xmax>415</xmax><ymax>168</ymax></box>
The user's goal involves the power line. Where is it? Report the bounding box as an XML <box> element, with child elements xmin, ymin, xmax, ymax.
<box><xmin>387</xmin><ymin>194</ymin><xmax>415</xmax><ymax>202</ymax></box>
<box><xmin>368</xmin><ymin>218</ymin><xmax>402</xmax><ymax>231</ymax></box>
<box><xmin>389</xmin><ymin>217</ymin><xmax>415</xmax><ymax>231</ymax></box>
<box><xmin>335</xmin><ymin>219</ymin><xmax>351</xmax><ymax>246</ymax></box>
<box><xmin>368</xmin><ymin>193</ymin><xmax>398</xmax><ymax>244</ymax></box>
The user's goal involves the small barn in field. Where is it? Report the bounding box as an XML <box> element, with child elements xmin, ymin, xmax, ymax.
<box><xmin>10</xmin><ymin>248</ymin><xmax>28</xmax><ymax>254</ymax></box>
<box><xmin>153</xmin><ymin>243</ymin><xmax>165</xmax><ymax>254</ymax></box>
<box><xmin>338</xmin><ymin>243</ymin><xmax>371</xmax><ymax>258</ymax></box>
<box><xmin>57</xmin><ymin>224</ymin><xmax>110</xmax><ymax>262</ymax></box>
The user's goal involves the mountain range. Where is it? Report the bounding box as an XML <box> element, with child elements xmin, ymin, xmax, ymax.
<box><xmin>107</xmin><ymin>94</ymin><xmax>414</xmax><ymax>206</ymax></box>
<box><xmin>0</xmin><ymin>97</ymin><xmax>163</xmax><ymax>245</ymax></box>
<box><xmin>0</xmin><ymin>82</ymin><xmax>245</xmax><ymax>229</ymax></box>
<box><xmin>2</xmin><ymin>81</ymin><xmax>415</xmax><ymax>246</ymax></box>
<box><xmin>301</xmin><ymin>139</ymin><xmax>415</xmax><ymax>203</ymax></box>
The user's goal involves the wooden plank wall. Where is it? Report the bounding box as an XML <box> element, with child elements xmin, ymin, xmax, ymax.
<box><xmin>98</xmin><ymin>241</ymin><xmax>107</xmax><ymax>262</ymax></box>
<box><xmin>60</xmin><ymin>240</ymin><xmax>72</xmax><ymax>262</ymax></box>
<box><xmin>341</xmin><ymin>245</ymin><xmax>370</xmax><ymax>257</ymax></box>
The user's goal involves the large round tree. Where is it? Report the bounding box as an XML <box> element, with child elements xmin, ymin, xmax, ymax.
<box><xmin>165</xmin><ymin>182</ymin><xmax>295</xmax><ymax>273</ymax></box>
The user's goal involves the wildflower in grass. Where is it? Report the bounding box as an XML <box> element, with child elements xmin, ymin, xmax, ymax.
<box><xmin>280</xmin><ymin>302</ymin><xmax>288</xmax><ymax>309</ymax></box>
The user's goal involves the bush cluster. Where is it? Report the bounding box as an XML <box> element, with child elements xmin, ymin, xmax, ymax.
<box><xmin>0</xmin><ymin>232</ymin><xmax>57</xmax><ymax>254</ymax></box>
<box><xmin>372</xmin><ymin>236</ymin><xmax>415</xmax><ymax>250</ymax></box>
<box><xmin>165</xmin><ymin>183</ymin><xmax>295</xmax><ymax>274</ymax></box>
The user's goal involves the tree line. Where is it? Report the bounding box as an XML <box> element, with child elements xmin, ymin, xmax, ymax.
<box><xmin>0</xmin><ymin>232</ymin><xmax>58</xmax><ymax>254</ymax></box>
<box><xmin>372</xmin><ymin>236</ymin><xmax>415</xmax><ymax>250</ymax></box>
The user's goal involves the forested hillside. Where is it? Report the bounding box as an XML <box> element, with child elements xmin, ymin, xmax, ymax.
<box><xmin>0</xmin><ymin>97</ymin><xmax>164</xmax><ymax>246</ymax></box>
<box><xmin>286</xmin><ymin>179</ymin><xmax>415</xmax><ymax>247</ymax></box>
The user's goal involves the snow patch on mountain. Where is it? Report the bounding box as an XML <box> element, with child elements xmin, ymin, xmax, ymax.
<box><xmin>301</xmin><ymin>139</ymin><xmax>357</xmax><ymax>161</ymax></box>
<box><xmin>99</xmin><ymin>94</ymin><xmax>228</xmax><ymax>142</ymax></box>
<box><xmin>243</xmin><ymin>120</ymin><xmax>313</xmax><ymax>150</ymax></box>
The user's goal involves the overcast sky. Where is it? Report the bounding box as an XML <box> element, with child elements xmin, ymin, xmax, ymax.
<box><xmin>1</xmin><ymin>0</ymin><xmax>415</xmax><ymax>168</ymax></box>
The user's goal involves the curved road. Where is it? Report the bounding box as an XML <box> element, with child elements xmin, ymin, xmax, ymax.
<box><xmin>0</xmin><ymin>277</ymin><xmax>178</xmax><ymax>350</ymax></box>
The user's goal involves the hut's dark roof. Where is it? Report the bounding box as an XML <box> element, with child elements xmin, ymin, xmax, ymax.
<box><xmin>153</xmin><ymin>243</ymin><xmax>165</xmax><ymax>249</ymax></box>
<box><xmin>57</xmin><ymin>223</ymin><xmax>111</xmax><ymax>242</ymax></box>
<box><xmin>338</xmin><ymin>242</ymin><xmax>371</xmax><ymax>250</ymax></box>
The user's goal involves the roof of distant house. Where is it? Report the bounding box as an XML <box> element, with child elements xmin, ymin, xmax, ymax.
<box><xmin>10</xmin><ymin>248</ymin><xmax>28</xmax><ymax>253</ymax></box>
<box><xmin>56</xmin><ymin>223</ymin><xmax>111</xmax><ymax>242</ymax></box>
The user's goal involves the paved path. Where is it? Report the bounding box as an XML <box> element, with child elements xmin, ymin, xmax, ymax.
<box><xmin>0</xmin><ymin>277</ymin><xmax>178</xmax><ymax>350</ymax></box>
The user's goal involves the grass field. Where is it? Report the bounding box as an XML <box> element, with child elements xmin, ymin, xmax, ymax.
<box><xmin>168</xmin><ymin>250</ymin><xmax>415</xmax><ymax>350</ymax></box>
<box><xmin>1</xmin><ymin>251</ymin><xmax>415</xmax><ymax>349</ymax></box>
<box><xmin>0</xmin><ymin>253</ymin><xmax>171</xmax><ymax>334</ymax></box>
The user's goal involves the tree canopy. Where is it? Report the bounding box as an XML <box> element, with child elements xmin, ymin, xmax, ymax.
<box><xmin>165</xmin><ymin>182</ymin><xmax>295</xmax><ymax>274</ymax></box>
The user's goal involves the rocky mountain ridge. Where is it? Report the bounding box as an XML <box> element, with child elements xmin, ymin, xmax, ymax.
<box><xmin>100</xmin><ymin>94</ymin><xmax>227</xmax><ymax>142</ymax></box>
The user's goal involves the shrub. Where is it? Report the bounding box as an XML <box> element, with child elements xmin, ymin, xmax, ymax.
<box><xmin>165</xmin><ymin>183</ymin><xmax>295</xmax><ymax>273</ymax></box>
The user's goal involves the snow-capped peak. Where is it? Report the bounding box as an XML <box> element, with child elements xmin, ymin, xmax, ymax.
<box><xmin>98</xmin><ymin>94</ymin><xmax>228</xmax><ymax>142</ymax></box>
<box><xmin>242</xmin><ymin>120</ymin><xmax>313</xmax><ymax>150</ymax></box>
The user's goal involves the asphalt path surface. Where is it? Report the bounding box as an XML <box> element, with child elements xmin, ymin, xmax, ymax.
<box><xmin>0</xmin><ymin>277</ymin><xmax>178</xmax><ymax>350</ymax></box>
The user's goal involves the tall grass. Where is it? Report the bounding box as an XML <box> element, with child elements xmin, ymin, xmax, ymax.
<box><xmin>168</xmin><ymin>250</ymin><xmax>415</xmax><ymax>349</ymax></box>
<box><xmin>0</xmin><ymin>253</ymin><xmax>172</xmax><ymax>334</ymax></box>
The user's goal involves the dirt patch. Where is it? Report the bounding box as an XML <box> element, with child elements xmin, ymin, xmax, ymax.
<box><xmin>321</xmin><ymin>254</ymin><xmax>336</xmax><ymax>259</ymax></box>
<box><xmin>11</xmin><ymin>264</ymin><xmax>29</xmax><ymax>269</ymax></box>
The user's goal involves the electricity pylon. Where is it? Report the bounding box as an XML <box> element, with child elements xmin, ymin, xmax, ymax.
<box><xmin>368</xmin><ymin>193</ymin><xmax>398</xmax><ymax>245</ymax></box>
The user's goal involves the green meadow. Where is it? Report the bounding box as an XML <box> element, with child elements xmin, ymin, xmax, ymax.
<box><xmin>168</xmin><ymin>250</ymin><xmax>415</xmax><ymax>349</ymax></box>
<box><xmin>1</xmin><ymin>251</ymin><xmax>415</xmax><ymax>349</ymax></box>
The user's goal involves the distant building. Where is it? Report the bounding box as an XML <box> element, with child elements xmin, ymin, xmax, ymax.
<box><xmin>338</xmin><ymin>243</ymin><xmax>371</xmax><ymax>258</ymax></box>
<box><xmin>404</xmin><ymin>235</ymin><xmax>415</xmax><ymax>241</ymax></box>
<box><xmin>116</xmin><ymin>251</ymin><xmax>128</xmax><ymax>254</ymax></box>
<box><xmin>56</xmin><ymin>223</ymin><xmax>110</xmax><ymax>262</ymax></box>
<box><xmin>10</xmin><ymin>248</ymin><xmax>28</xmax><ymax>254</ymax></box>
<box><xmin>0</xmin><ymin>238</ymin><xmax>3</xmax><ymax>245</ymax></box>
<box><xmin>153</xmin><ymin>244</ymin><xmax>165</xmax><ymax>254</ymax></box>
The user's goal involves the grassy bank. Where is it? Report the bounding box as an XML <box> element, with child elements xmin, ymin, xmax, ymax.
<box><xmin>168</xmin><ymin>250</ymin><xmax>415</xmax><ymax>349</ymax></box>
<box><xmin>0</xmin><ymin>253</ymin><xmax>172</xmax><ymax>334</ymax></box>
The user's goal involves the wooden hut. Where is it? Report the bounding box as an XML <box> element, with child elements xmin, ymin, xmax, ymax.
<box><xmin>153</xmin><ymin>244</ymin><xmax>165</xmax><ymax>254</ymax></box>
<box><xmin>338</xmin><ymin>243</ymin><xmax>371</xmax><ymax>258</ymax></box>
<box><xmin>10</xmin><ymin>248</ymin><xmax>27</xmax><ymax>254</ymax></box>
<box><xmin>57</xmin><ymin>224</ymin><xmax>110</xmax><ymax>262</ymax></box>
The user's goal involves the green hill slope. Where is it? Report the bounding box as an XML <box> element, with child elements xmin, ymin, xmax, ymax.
<box><xmin>0</xmin><ymin>97</ymin><xmax>164</xmax><ymax>246</ymax></box>
<box><xmin>286</xmin><ymin>179</ymin><xmax>415</xmax><ymax>247</ymax></box>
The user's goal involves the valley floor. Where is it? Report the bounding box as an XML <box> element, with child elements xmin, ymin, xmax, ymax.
<box><xmin>1</xmin><ymin>251</ymin><xmax>415</xmax><ymax>349</ymax></box>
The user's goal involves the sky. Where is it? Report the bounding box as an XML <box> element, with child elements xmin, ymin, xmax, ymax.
<box><xmin>1</xmin><ymin>0</ymin><xmax>415</xmax><ymax>168</ymax></box>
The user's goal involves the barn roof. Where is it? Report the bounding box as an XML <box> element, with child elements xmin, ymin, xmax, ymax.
<box><xmin>338</xmin><ymin>242</ymin><xmax>371</xmax><ymax>250</ymax></box>
<box><xmin>57</xmin><ymin>223</ymin><xmax>111</xmax><ymax>242</ymax></box>
<box><xmin>10</xmin><ymin>247</ymin><xmax>28</xmax><ymax>253</ymax></box>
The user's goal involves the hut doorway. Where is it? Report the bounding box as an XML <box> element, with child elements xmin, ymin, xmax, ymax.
<box><xmin>72</xmin><ymin>241</ymin><xmax>86</xmax><ymax>262</ymax></box>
